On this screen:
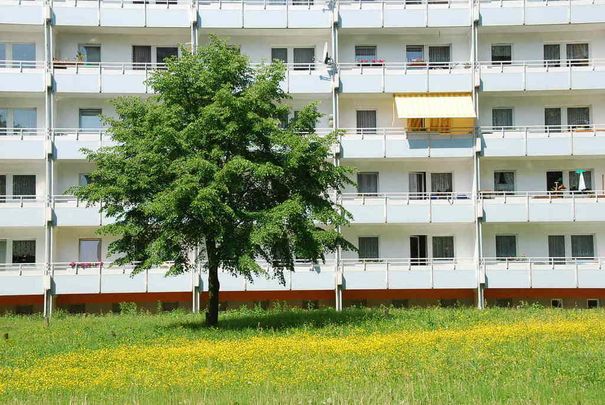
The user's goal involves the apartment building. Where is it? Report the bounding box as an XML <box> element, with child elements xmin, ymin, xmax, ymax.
<box><xmin>1</xmin><ymin>0</ymin><xmax>605</xmax><ymax>315</ymax></box>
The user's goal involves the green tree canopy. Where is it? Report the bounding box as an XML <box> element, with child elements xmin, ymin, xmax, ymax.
<box><xmin>74</xmin><ymin>36</ymin><xmax>353</xmax><ymax>325</ymax></box>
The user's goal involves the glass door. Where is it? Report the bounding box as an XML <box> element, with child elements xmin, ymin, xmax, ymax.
<box><xmin>410</xmin><ymin>235</ymin><xmax>427</xmax><ymax>265</ymax></box>
<box><xmin>132</xmin><ymin>46</ymin><xmax>151</xmax><ymax>70</ymax></box>
<box><xmin>548</xmin><ymin>235</ymin><xmax>565</xmax><ymax>264</ymax></box>
<box><xmin>409</xmin><ymin>172</ymin><xmax>426</xmax><ymax>199</ymax></box>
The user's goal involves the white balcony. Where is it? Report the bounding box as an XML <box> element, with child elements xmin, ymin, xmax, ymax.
<box><xmin>479</xmin><ymin>60</ymin><xmax>605</xmax><ymax>92</ymax></box>
<box><xmin>342</xmin><ymin>192</ymin><xmax>476</xmax><ymax>224</ymax></box>
<box><xmin>0</xmin><ymin>61</ymin><xmax>46</xmax><ymax>93</ymax></box>
<box><xmin>198</xmin><ymin>0</ymin><xmax>332</xmax><ymax>28</ymax></box>
<box><xmin>53</xmin><ymin>129</ymin><xmax>116</xmax><ymax>159</ymax></box>
<box><xmin>479</xmin><ymin>0</ymin><xmax>605</xmax><ymax>26</ymax></box>
<box><xmin>339</xmin><ymin>128</ymin><xmax>476</xmax><ymax>159</ymax></box>
<box><xmin>0</xmin><ymin>128</ymin><xmax>47</xmax><ymax>160</ymax></box>
<box><xmin>338</xmin><ymin>0</ymin><xmax>472</xmax><ymax>28</ymax></box>
<box><xmin>480</xmin><ymin>191</ymin><xmax>605</xmax><ymax>222</ymax></box>
<box><xmin>51</xmin><ymin>195</ymin><xmax>115</xmax><ymax>226</ymax></box>
<box><xmin>52</xmin><ymin>0</ymin><xmax>191</xmax><ymax>27</ymax></box>
<box><xmin>0</xmin><ymin>196</ymin><xmax>46</xmax><ymax>227</ymax></box>
<box><xmin>339</xmin><ymin>62</ymin><xmax>473</xmax><ymax>93</ymax></box>
<box><xmin>341</xmin><ymin>258</ymin><xmax>478</xmax><ymax>289</ymax></box>
<box><xmin>0</xmin><ymin>0</ymin><xmax>44</xmax><ymax>25</ymax></box>
<box><xmin>0</xmin><ymin>264</ymin><xmax>46</xmax><ymax>296</ymax></box>
<box><xmin>52</xmin><ymin>62</ymin><xmax>332</xmax><ymax>94</ymax></box>
<box><xmin>481</xmin><ymin>125</ymin><xmax>605</xmax><ymax>157</ymax></box>
<box><xmin>484</xmin><ymin>257</ymin><xmax>605</xmax><ymax>289</ymax></box>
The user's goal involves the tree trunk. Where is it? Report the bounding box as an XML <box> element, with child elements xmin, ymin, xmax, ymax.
<box><xmin>205</xmin><ymin>239</ymin><xmax>220</xmax><ymax>326</ymax></box>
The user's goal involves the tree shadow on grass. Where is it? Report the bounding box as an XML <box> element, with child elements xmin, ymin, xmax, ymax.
<box><xmin>166</xmin><ymin>307</ymin><xmax>391</xmax><ymax>332</ymax></box>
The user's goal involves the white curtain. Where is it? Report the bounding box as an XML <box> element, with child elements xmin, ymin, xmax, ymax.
<box><xmin>494</xmin><ymin>171</ymin><xmax>515</xmax><ymax>192</ymax></box>
<box><xmin>432</xmin><ymin>236</ymin><xmax>454</xmax><ymax>259</ymax></box>
<box><xmin>431</xmin><ymin>173</ymin><xmax>452</xmax><ymax>193</ymax></box>
<box><xmin>358</xmin><ymin>237</ymin><xmax>379</xmax><ymax>259</ymax></box>
<box><xmin>569</xmin><ymin>170</ymin><xmax>592</xmax><ymax>191</ymax></box>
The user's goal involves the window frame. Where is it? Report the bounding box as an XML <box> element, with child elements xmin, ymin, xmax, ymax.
<box><xmin>491</xmin><ymin>44</ymin><xmax>512</xmax><ymax>65</ymax></box>
<box><xmin>358</xmin><ymin>236</ymin><xmax>380</xmax><ymax>260</ymax></box>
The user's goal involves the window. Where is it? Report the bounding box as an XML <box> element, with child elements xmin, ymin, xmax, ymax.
<box><xmin>410</xmin><ymin>235</ymin><xmax>427</xmax><ymax>264</ymax></box>
<box><xmin>0</xmin><ymin>44</ymin><xmax>5</xmax><ymax>66</ymax></box>
<box><xmin>566</xmin><ymin>43</ymin><xmax>588</xmax><ymax>66</ymax></box>
<box><xmin>544</xmin><ymin>108</ymin><xmax>562</xmax><ymax>131</ymax></box>
<box><xmin>496</xmin><ymin>235</ymin><xmax>516</xmax><ymax>260</ymax></box>
<box><xmin>543</xmin><ymin>44</ymin><xmax>561</xmax><ymax>67</ymax></box>
<box><xmin>356</xmin><ymin>110</ymin><xmax>376</xmax><ymax>134</ymax></box>
<box><xmin>548</xmin><ymin>235</ymin><xmax>565</xmax><ymax>264</ymax></box>
<box><xmin>277</xmin><ymin>111</ymin><xmax>289</xmax><ymax>129</ymax></box>
<box><xmin>428</xmin><ymin>46</ymin><xmax>450</xmax><ymax>66</ymax></box>
<box><xmin>0</xmin><ymin>175</ymin><xmax>5</xmax><ymax>203</ymax></box>
<box><xmin>551</xmin><ymin>299</ymin><xmax>563</xmax><ymax>308</ymax></box>
<box><xmin>0</xmin><ymin>108</ymin><xmax>7</xmax><ymax>129</ymax></box>
<box><xmin>271</xmin><ymin>48</ymin><xmax>288</xmax><ymax>63</ymax></box>
<box><xmin>567</xmin><ymin>107</ymin><xmax>590</xmax><ymax>129</ymax></box>
<box><xmin>357</xmin><ymin>172</ymin><xmax>378</xmax><ymax>195</ymax></box>
<box><xmin>12</xmin><ymin>240</ymin><xmax>35</xmax><ymax>264</ymax></box>
<box><xmin>12</xmin><ymin>43</ymin><xmax>35</xmax><ymax>66</ymax></box>
<box><xmin>79</xmin><ymin>239</ymin><xmax>101</xmax><ymax>262</ymax></box>
<box><xmin>407</xmin><ymin>118</ymin><xmax>426</xmax><ymax>132</ymax></box>
<box><xmin>406</xmin><ymin>45</ymin><xmax>424</xmax><ymax>63</ymax></box>
<box><xmin>0</xmin><ymin>240</ymin><xmax>6</xmax><ymax>264</ymax></box>
<box><xmin>156</xmin><ymin>47</ymin><xmax>178</xmax><ymax>65</ymax></box>
<box><xmin>491</xmin><ymin>44</ymin><xmax>512</xmax><ymax>64</ymax></box>
<box><xmin>492</xmin><ymin>108</ymin><xmax>513</xmax><ymax>129</ymax></box>
<box><xmin>569</xmin><ymin>170</ymin><xmax>592</xmax><ymax>192</ymax></box>
<box><xmin>78</xmin><ymin>44</ymin><xmax>101</xmax><ymax>63</ymax></box>
<box><xmin>355</xmin><ymin>45</ymin><xmax>377</xmax><ymax>65</ymax></box>
<box><xmin>79</xmin><ymin>109</ymin><xmax>102</xmax><ymax>129</ymax></box>
<box><xmin>494</xmin><ymin>171</ymin><xmax>515</xmax><ymax>193</ymax></box>
<box><xmin>132</xmin><ymin>46</ymin><xmax>151</xmax><ymax>69</ymax></box>
<box><xmin>571</xmin><ymin>235</ymin><xmax>594</xmax><ymax>259</ymax></box>
<box><xmin>358</xmin><ymin>237</ymin><xmax>379</xmax><ymax>259</ymax></box>
<box><xmin>13</xmin><ymin>108</ymin><xmax>36</xmax><ymax>129</ymax></box>
<box><xmin>431</xmin><ymin>173</ymin><xmax>452</xmax><ymax>194</ymax></box>
<box><xmin>587</xmin><ymin>299</ymin><xmax>600</xmax><ymax>309</ymax></box>
<box><xmin>13</xmin><ymin>175</ymin><xmax>36</xmax><ymax>198</ymax></box>
<box><xmin>432</xmin><ymin>236</ymin><xmax>454</xmax><ymax>260</ymax></box>
<box><xmin>79</xmin><ymin>174</ymin><xmax>91</xmax><ymax>187</ymax></box>
<box><xmin>409</xmin><ymin>172</ymin><xmax>427</xmax><ymax>196</ymax></box>
<box><xmin>293</xmin><ymin>48</ymin><xmax>314</xmax><ymax>70</ymax></box>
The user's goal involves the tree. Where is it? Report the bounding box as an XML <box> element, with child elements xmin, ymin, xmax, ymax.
<box><xmin>74</xmin><ymin>36</ymin><xmax>354</xmax><ymax>326</ymax></box>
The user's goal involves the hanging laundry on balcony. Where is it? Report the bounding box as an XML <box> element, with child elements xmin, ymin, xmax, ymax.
<box><xmin>394</xmin><ymin>92</ymin><xmax>476</xmax><ymax>135</ymax></box>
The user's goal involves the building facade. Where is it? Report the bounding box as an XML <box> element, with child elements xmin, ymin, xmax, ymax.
<box><xmin>1</xmin><ymin>0</ymin><xmax>605</xmax><ymax>314</ymax></box>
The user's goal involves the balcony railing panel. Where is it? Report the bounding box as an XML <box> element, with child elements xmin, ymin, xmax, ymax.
<box><xmin>0</xmin><ymin>128</ymin><xmax>46</xmax><ymax>160</ymax></box>
<box><xmin>0</xmin><ymin>196</ymin><xmax>46</xmax><ymax>227</ymax></box>
<box><xmin>479</xmin><ymin>59</ymin><xmax>605</xmax><ymax>92</ymax></box>
<box><xmin>483</xmin><ymin>257</ymin><xmax>605</xmax><ymax>289</ymax></box>
<box><xmin>480</xmin><ymin>191</ymin><xmax>605</xmax><ymax>222</ymax></box>
<box><xmin>479</xmin><ymin>0</ymin><xmax>605</xmax><ymax>26</ymax></box>
<box><xmin>481</xmin><ymin>125</ymin><xmax>605</xmax><ymax>157</ymax></box>
<box><xmin>0</xmin><ymin>0</ymin><xmax>44</xmax><ymax>24</ymax></box>
<box><xmin>0</xmin><ymin>61</ymin><xmax>46</xmax><ymax>92</ymax></box>
<box><xmin>338</xmin><ymin>0</ymin><xmax>472</xmax><ymax>28</ymax></box>
<box><xmin>339</xmin><ymin>61</ymin><xmax>473</xmax><ymax>93</ymax></box>
<box><xmin>339</xmin><ymin>128</ymin><xmax>475</xmax><ymax>159</ymax></box>
<box><xmin>342</xmin><ymin>192</ymin><xmax>475</xmax><ymax>224</ymax></box>
<box><xmin>53</xmin><ymin>129</ymin><xmax>115</xmax><ymax>159</ymax></box>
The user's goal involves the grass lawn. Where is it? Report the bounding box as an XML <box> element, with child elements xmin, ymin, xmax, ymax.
<box><xmin>1</xmin><ymin>306</ymin><xmax>605</xmax><ymax>404</ymax></box>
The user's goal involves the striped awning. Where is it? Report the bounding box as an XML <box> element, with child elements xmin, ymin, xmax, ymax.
<box><xmin>394</xmin><ymin>93</ymin><xmax>476</xmax><ymax>119</ymax></box>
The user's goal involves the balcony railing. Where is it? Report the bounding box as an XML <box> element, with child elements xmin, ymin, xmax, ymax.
<box><xmin>479</xmin><ymin>190</ymin><xmax>605</xmax><ymax>200</ymax></box>
<box><xmin>0</xmin><ymin>128</ymin><xmax>46</xmax><ymax>138</ymax></box>
<box><xmin>0</xmin><ymin>195</ymin><xmax>44</xmax><ymax>206</ymax></box>
<box><xmin>0</xmin><ymin>60</ymin><xmax>45</xmax><ymax>70</ymax></box>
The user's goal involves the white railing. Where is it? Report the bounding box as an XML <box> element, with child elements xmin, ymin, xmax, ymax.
<box><xmin>478</xmin><ymin>58</ymin><xmax>605</xmax><ymax>71</ymax></box>
<box><xmin>339</xmin><ymin>0</ymin><xmax>470</xmax><ymax>6</ymax></box>
<box><xmin>479</xmin><ymin>0</ymin><xmax>605</xmax><ymax>6</ymax></box>
<box><xmin>341</xmin><ymin>257</ymin><xmax>476</xmax><ymax>270</ymax></box>
<box><xmin>0</xmin><ymin>263</ymin><xmax>46</xmax><ymax>274</ymax></box>
<box><xmin>339</xmin><ymin>60</ymin><xmax>472</xmax><ymax>73</ymax></box>
<box><xmin>0</xmin><ymin>195</ymin><xmax>45</xmax><ymax>206</ymax></box>
<box><xmin>52</xmin><ymin>61</ymin><xmax>167</xmax><ymax>72</ymax></box>
<box><xmin>480</xmin><ymin>124</ymin><xmax>605</xmax><ymax>137</ymax></box>
<box><xmin>0</xmin><ymin>128</ymin><xmax>46</xmax><ymax>138</ymax></box>
<box><xmin>50</xmin><ymin>0</ymin><xmax>192</xmax><ymax>6</ymax></box>
<box><xmin>342</xmin><ymin>191</ymin><xmax>474</xmax><ymax>201</ymax></box>
<box><xmin>198</xmin><ymin>0</ymin><xmax>331</xmax><ymax>6</ymax></box>
<box><xmin>52</xmin><ymin>128</ymin><xmax>108</xmax><ymax>140</ymax></box>
<box><xmin>479</xmin><ymin>190</ymin><xmax>605</xmax><ymax>200</ymax></box>
<box><xmin>0</xmin><ymin>60</ymin><xmax>45</xmax><ymax>70</ymax></box>
<box><xmin>483</xmin><ymin>256</ymin><xmax>605</xmax><ymax>267</ymax></box>
<box><xmin>339</xmin><ymin>127</ymin><xmax>476</xmax><ymax>138</ymax></box>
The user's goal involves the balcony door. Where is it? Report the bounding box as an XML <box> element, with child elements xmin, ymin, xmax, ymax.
<box><xmin>546</xmin><ymin>171</ymin><xmax>563</xmax><ymax>192</ymax></box>
<box><xmin>566</xmin><ymin>43</ymin><xmax>588</xmax><ymax>66</ymax></box>
<box><xmin>410</xmin><ymin>235</ymin><xmax>427</xmax><ymax>265</ymax></box>
<box><xmin>409</xmin><ymin>172</ymin><xmax>426</xmax><ymax>198</ymax></box>
<box><xmin>548</xmin><ymin>235</ymin><xmax>565</xmax><ymax>264</ymax></box>
<box><xmin>0</xmin><ymin>175</ymin><xmax>5</xmax><ymax>203</ymax></box>
<box><xmin>357</xmin><ymin>172</ymin><xmax>378</xmax><ymax>196</ymax></box>
<box><xmin>356</xmin><ymin>110</ymin><xmax>376</xmax><ymax>135</ymax></box>
<box><xmin>571</xmin><ymin>235</ymin><xmax>594</xmax><ymax>259</ymax></box>
<box><xmin>358</xmin><ymin>237</ymin><xmax>379</xmax><ymax>260</ymax></box>
<box><xmin>79</xmin><ymin>109</ymin><xmax>102</xmax><ymax>130</ymax></box>
<box><xmin>132</xmin><ymin>46</ymin><xmax>151</xmax><ymax>70</ymax></box>
<box><xmin>271</xmin><ymin>48</ymin><xmax>288</xmax><ymax>63</ymax></box>
<box><xmin>293</xmin><ymin>48</ymin><xmax>314</xmax><ymax>71</ymax></box>
<box><xmin>0</xmin><ymin>240</ymin><xmax>6</xmax><ymax>264</ymax></box>
<box><xmin>12</xmin><ymin>240</ymin><xmax>35</xmax><ymax>264</ymax></box>
<box><xmin>543</xmin><ymin>44</ymin><xmax>561</xmax><ymax>67</ymax></box>
<box><xmin>496</xmin><ymin>235</ymin><xmax>516</xmax><ymax>260</ymax></box>
<box><xmin>544</xmin><ymin>108</ymin><xmax>561</xmax><ymax>132</ymax></box>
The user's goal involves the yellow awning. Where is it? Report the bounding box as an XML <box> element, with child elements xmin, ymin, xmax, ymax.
<box><xmin>394</xmin><ymin>93</ymin><xmax>476</xmax><ymax>119</ymax></box>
